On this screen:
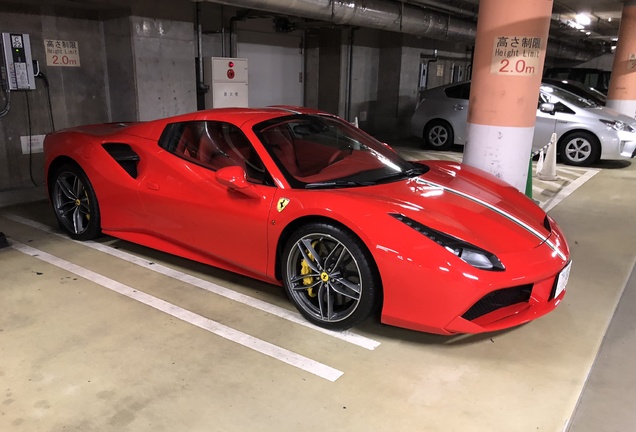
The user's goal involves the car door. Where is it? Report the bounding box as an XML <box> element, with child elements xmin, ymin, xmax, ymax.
<box><xmin>442</xmin><ymin>83</ymin><xmax>470</xmax><ymax>144</ymax></box>
<box><xmin>137</xmin><ymin>120</ymin><xmax>277</xmax><ymax>277</ymax></box>
<box><xmin>534</xmin><ymin>92</ymin><xmax>583</xmax><ymax>152</ymax></box>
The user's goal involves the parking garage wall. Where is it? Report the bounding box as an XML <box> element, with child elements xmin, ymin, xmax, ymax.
<box><xmin>131</xmin><ymin>16</ymin><xmax>196</xmax><ymax>121</ymax></box>
<box><xmin>0</xmin><ymin>8</ymin><xmax>110</xmax><ymax>192</ymax></box>
<box><xmin>346</xmin><ymin>30</ymin><xmax>472</xmax><ymax>139</ymax></box>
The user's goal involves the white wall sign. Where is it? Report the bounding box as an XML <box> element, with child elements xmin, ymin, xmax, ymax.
<box><xmin>44</xmin><ymin>39</ymin><xmax>80</xmax><ymax>67</ymax></box>
<box><xmin>20</xmin><ymin>135</ymin><xmax>46</xmax><ymax>154</ymax></box>
<box><xmin>491</xmin><ymin>36</ymin><xmax>542</xmax><ymax>76</ymax></box>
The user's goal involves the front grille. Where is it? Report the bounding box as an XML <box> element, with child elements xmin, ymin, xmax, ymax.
<box><xmin>462</xmin><ymin>284</ymin><xmax>533</xmax><ymax>321</ymax></box>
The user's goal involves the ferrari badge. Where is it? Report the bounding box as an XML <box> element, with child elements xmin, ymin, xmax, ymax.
<box><xmin>277</xmin><ymin>198</ymin><xmax>290</xmax><ymax>212</ymax></box>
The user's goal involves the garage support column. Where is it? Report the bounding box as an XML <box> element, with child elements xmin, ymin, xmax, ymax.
<box><xmin>607</xmin><ymin>0</ymin><xmax>636</xmax><ymax>118</ymax></box>
<box><xmin>463</xmin><ymin>0</ymin><xmax>552</xmax><ymax>192</ymax></box>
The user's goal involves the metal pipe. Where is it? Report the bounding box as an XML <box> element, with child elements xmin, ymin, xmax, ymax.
<box><xmin>346</xmin><ymin>27</ymin><xmax>357</xmax><ymax>122</ymax></box>
<box><xmin>220</xmin><ymin>6</ymin><xmax>227</xmax><ymax>57</ymax></box>
<box><xmin>202</xmin><ymin>0</ymin><xmax>476</xmax><ymax>42</ymax></box>
<box><xmin>405</xmin><ymin>0</ymin><xmax>477</xmax><ymax>18</ymax></box>
<box><xmin>201</xmin><ymin>0</ymin><xmax>595</xmax><ymax>61</ymax></box>
<box><xmin>221</xmin><ymin>27</ymin><xmax>226</xmax><ymax>57</ymax></box>
<box><xmin>196</xmin><ymin>2</ymin><xmax>204</xmax><ymax>83</ymax></box>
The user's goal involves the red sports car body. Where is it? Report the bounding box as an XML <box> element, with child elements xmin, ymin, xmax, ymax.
<box><xmin>44</xmin><ymin>107</ymin><xmax>570</xmax><ymax>335</ymax></box>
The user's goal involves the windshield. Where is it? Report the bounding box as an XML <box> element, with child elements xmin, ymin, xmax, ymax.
<box><xmin>254</xmin><ymin>114</ymin><xmax>427</xmax><ymax>189</ymax></box>
<box><xmin>540</xmin><ymin>85</ymin><xmax>598</xmax><ymax>108</ymax></box>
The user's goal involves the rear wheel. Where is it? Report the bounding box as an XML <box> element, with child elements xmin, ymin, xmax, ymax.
<box><xmin>50</xmin><ymin>164</ymin><xmax>101</xmax><ymax>240</ymax></box>
<box><xmin>558</xmin><ymin>131</ymin><xmax>600</xmax><ymax>166</ymax></box>
<box><xmin>423</xmin><ymin>120</ymin><xmax>454</xmax><ymax>150</ymax></box>
<box><xmin>281</xmin><ymin>222</ymin><xmax>381</xmax><ymax>330</ymax></box>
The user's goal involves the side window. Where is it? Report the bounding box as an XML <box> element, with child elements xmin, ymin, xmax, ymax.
<box><xmin>158</xmin><ymin>121</ymin><xmax>268</xmax><ymax>184</ymax></box>
<box><xmin>554</xmin><ymin>102</ymin><xmax>575</xmax><ymax>114</ymax></box>
<box><xmin>582</xmin><ymin>73</ymin><xmax>597</xmax><ymax>89</ymax></box>
<box><xmin>444</xmin><ymin>83</ymin><xmax>470</xmax><ymax>100</ymax></box>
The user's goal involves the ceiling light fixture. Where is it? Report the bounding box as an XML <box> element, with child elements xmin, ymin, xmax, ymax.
<box><xmin>576</xmin><ymin>13</ymin><xmax>591</xmax><ymax>26</ymax></box>
<box><xmin>566</xmin><ymin>19</ymin><xmax>584</xmax><ymax>30</ymax></box>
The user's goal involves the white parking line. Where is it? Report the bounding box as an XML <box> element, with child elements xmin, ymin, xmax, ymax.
<box><xmin>542</xmin><ymin>169</ymin><xmax>600</xmax><ymax>212</ymax></box>
<box><xmin>4</xmin><ymin>214</ymin><xmax>381</xmax><ymax>351</ymax></box>
<box><xmin>557</xmin><ymin>166</ymin><xmax>600</xmax><ymax>176</ymax></box>
<box><xmin>11</xmin><ymin>240</ymin><xmax>344</xmax><ymax>382</ymax></box>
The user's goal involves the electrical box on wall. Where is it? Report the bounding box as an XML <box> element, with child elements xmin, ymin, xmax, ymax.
<box><xmin>203</xmin><ymin>57</ymin><xmax>248</xmax><ymax>108</ymax></box>
<box><xmin>1</xmin><ymin>33</ymin><xmax>36</xmax><ymax>90</ymax></box>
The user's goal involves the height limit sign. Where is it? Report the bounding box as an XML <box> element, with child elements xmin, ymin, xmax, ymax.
<box><xmin>44</xmin><ymin>39</ymin><xmax>80</xmax><ymax>67</ymax></box>
<box><xmin>491</xmin><ymin>36</ymin><xmax>542</xmax><ymax>76</ymax></box>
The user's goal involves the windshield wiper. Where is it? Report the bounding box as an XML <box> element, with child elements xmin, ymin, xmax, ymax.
<box><xmin>403</xmin><ymin>166</ymin><xmax>427</xmax><ymax>177</ymax></box>
<box><xmin>305</xmin><ymin>180</ymin><xmax>376</xmax><ymax>189</ymax></box>
<box><xmin>373</xmin><ymin>165</ymin><xmax>428</xmax><ymax>183</ymax></box>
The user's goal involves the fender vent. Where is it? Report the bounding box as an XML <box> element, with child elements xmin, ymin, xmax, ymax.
<box><xmin>462</xmin><ymin>284</ymin><xmax>533</xmax><ymax>321</ymax></box>
<box><xmin>102</xmin><ymin>143</ymin><xmax>140</xmax><ymax>178</ymax></box>
<box><xmin>544</xmin><ymin>216</ymin><xmax>552</xmax><ymax>232</ymax></box>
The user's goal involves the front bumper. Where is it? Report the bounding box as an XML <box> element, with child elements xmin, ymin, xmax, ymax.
<box><xmin>378</xmin><ymin>227</ymin><xmax>570</xmax><ymax>335</ymax></box>
<box><xmin>620</xmin><ymin>139</ymin><xmax>636</xmax><ymax>158</ymax></box>
<box><xmin>617</xmin><ymin>130</ymin><xmax>636</xmax><ymax>158</ymax></box>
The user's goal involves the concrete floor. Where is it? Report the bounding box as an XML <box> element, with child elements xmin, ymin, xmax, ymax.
<box><xmin>1</xmin><ymin>151</ymin><xmax>635</xmax><ymax>432</ymax></box>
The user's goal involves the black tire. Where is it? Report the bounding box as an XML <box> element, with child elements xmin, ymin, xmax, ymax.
<box><xmin>281</xmin><ymin>222</ymin><xmax>381</xmax><ymax>330</ymax></box>
<box><xmin>50</xmin><ymin>163</ymin><xmax>101</xmax><ymax>240</ymax></box>
<box><xmin>423</xmin><ymin>120</ymin><xmax>454</xmax><ymax>150</ymax></box>
<box><xmin>558</xmin><ymin>131</ymin><xmax>601</xmax><ymax>166</ymax></box>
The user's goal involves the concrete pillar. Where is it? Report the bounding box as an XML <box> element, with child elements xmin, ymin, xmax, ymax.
<box><xmin>607</xmin><ymin>0</ymin><xmax>636</xmax><ymax>119</ymax></box>
<box><xmin>131</xmin><ymin>17</ymin><xmax>196</xmax><ymax>121</ymax></box>
<box><xmin>463</xmin><ymin>0</ymin><xmax>552</xmax><ymax>192</ymax></box>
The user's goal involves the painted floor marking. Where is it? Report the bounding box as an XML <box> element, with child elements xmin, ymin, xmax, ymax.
<box><xmin>532</xmin><ymin>185</ymin><xmax>545</xmax><ymax>194</ymax></box>
<box><xmin>556</xmin><ymin>166</ymin><xmax>600</xmax><ymax>176</ymax></box>
<box><xmin>561</xmin><ymin>258</ymin><xmax>636</xmax><ymax>432</ymax></box>
<box><xmin>4</xmin><ymin>214</ymin><xmax>381</xmax><ymax>351</ymax></box>
<box><xmin>541</xmin><ymin>169</ymin><xmax>600</xmax><ymax>212</ymax></box>
<box><xmin>11</xmin><ymin>240</ymin><xmax>344</xmax><ymax>382</ymax></box>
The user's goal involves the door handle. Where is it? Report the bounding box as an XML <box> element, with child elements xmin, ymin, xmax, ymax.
<box><xmin>145</xmin><ymin>182</ymin><xmax>160</xmax><ymax>191</ymax></box>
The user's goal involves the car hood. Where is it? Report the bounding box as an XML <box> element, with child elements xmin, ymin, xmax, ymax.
<box><xmin>341</xmin><ymin>161</ymin><xmax>550</xmax><ymax>254</ymax></box>
<box><xmin>585</xmin><ymin>106</ymin><xmax>636</xmax><ymax>126</ymax></box>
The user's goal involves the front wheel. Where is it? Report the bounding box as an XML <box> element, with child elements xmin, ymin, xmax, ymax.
<box><xmin>281</xmin><ymin>223</ymin><xmax>381</xmax><ymax>330</ymax></box>
<box><xmin>423</xmin><ymin>120</ymin><xmax>454</xmax><ymax>150</ymax></box>
<box><xmin>50</xmin><ymin>163</ymin><xmax>101</xmax><ymax>240</ymax></box>
<box><xmin>558</xmin><ymin>132</ymin><xmax>600</xmax><ymax>166</ymax></box>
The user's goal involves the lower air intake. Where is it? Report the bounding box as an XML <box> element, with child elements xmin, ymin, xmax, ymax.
<box><xmin>462</xmin><ymin>284</ymin><xmax>533</xmax><ymax>321</ymax></box>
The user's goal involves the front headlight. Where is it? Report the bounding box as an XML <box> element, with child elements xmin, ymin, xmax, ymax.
<box><xmin>600</xmin><ymin>119</ymin><xmax>634</xmax><ymax>132</ymax></box>
<box><xmin>390</xmin><ymin>214</ymin><xmax>505</xmax><ymax>271</ymax></box>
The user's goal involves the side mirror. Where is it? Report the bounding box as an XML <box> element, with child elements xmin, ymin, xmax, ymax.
<box><xmin>539</xmin><ymin>103</ymin><xmax>556</xmax><ymax>115</ymax></box>
<box><xmin>215</xmin><ymin>166</ymin><xmax>261</xmax><ymax>198</ymax></box>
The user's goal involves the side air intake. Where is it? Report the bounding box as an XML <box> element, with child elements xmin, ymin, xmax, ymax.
<box><xmin>102</xmin><ymin>143</ymin><xmax>140</xmax><ymax>178</ymax></box>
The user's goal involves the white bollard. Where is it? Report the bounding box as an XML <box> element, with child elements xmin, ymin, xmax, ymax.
<box><xmin>537</xmin><ymin>133</ymin><xmax>558</xmax><ymax>181</ymax></box>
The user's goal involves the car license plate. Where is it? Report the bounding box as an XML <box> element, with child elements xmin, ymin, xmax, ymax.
<box><xmin>554</xmin><ymin>261</ymin><xmax>572</xmax><ymax>299</ymax></box>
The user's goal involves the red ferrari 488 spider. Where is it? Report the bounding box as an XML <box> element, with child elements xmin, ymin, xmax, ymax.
<box><xmin>44</xmin><ymin>107</ymin><xmax>571</xmax><ymax>335</ymax></box>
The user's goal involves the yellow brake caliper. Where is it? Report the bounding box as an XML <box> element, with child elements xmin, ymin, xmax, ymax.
<box><xmin>300</xmin><ymin>241</ymin><xmax>319</xmax><ymax>297</ymax></box>
<box><xmin>85</xmin><ymin>190</ymin><xmax>90</xmax><ymax>221</ymax></box>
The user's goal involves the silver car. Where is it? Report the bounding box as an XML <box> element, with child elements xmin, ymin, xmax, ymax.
<box><xmin>410</xmin><ymin>81</ymin><xmax>636</xmax><ymax>166</ymax></box>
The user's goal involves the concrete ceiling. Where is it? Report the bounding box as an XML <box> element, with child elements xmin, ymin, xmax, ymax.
<box><xmin>406</xmin><ymin>0</ymin><xmax>623</xmax><ymax>43</ymax></box>
<box><xmin>551</xmin><ymin>0</ymin><xmax>624</xmax><ymax>41</ymax></box>
<box><xmin>1</xmin><ymin>0</ymin><xmax>628</xmax><ymax>49</ymax></box>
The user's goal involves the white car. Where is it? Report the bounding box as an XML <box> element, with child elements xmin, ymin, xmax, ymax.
<box><xmin>410</xmin><ymin>82</ymin><xmax>636</xmax><ymax>166</ymax></box>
